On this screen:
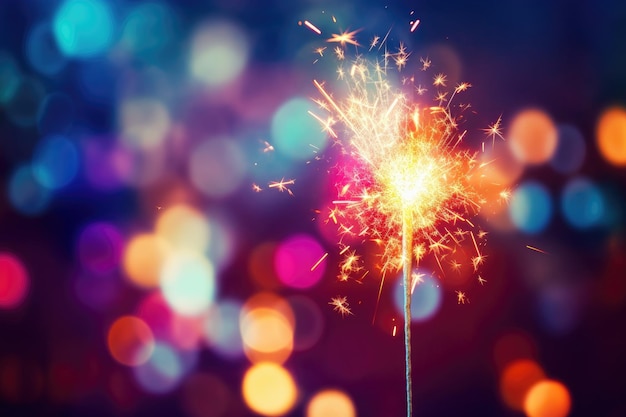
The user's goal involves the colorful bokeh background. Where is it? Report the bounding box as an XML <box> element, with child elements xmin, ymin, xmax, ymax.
<box><xmin>1</xmin><ymin>0</ymin><xmax>625</xmax><ymax>416</ymax></box>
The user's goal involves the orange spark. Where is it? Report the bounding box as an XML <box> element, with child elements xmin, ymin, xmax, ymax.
<box><xmin>311</xmin><ymin>252</ymin><xmax>329</xmax><ymax>271</ymax></box>
<box><xmin>433</xmin><ymin>73</ymin><xmax>447</xmax><ymax>86</ymax></box>
<box><xmin>526</xmin><ymin>245</ymin><xmax>549</xmax><ymax>254</ymax></box>
<box><xmin>482</xmin><ymin>115</ymin><xmax>505</xmax><ymax>147</ymax></box>
<box><xmin>329</xmin><ymin>296</ymin><xmax>353</xmax><ymax>317</ymax></box>
<box><xmin>268</xmin><ymin>178</ymin><xmax>295</xmax><ymax>195</ymax></box>
<box><xmin>314</xmin><ymin>46</ymin><xmax>327</xmax><ymax>56</ymax></box>
<box><xmin>456</xmin><ymin>291</ymin><xmax>468</xmax><ymax>304</ymax></box>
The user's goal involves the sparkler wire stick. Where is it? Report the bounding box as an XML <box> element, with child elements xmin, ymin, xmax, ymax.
<box><xmin>402</xmin><ymin>208</ymin><xmax>413</xmax><ymax>417</ymax></box>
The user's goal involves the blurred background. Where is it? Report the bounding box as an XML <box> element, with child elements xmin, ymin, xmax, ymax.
<box><xmin>0</xmin><ymin>0</ymin><xmax>625</xmax><ymax>416</ymax></box>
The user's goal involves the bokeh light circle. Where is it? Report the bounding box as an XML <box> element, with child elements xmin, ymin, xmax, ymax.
<box><xmin>248</xmin><ymin>242</ymin><xmax>281</xmax><ymax>289</ymax></box>
<box><xmin>156</xmin><ymin>204</ymin><xmax>210</xmax><ymax>253</ymax></box>
<box><xmin>537</xmin><ymin>285</ymin><xmax>583</xmax><ymax>335</ymax></box>
<box><xmin>561</xmin><ymin>177</ymin><xmax>605</xmax><ymax>229</ymax></box>
<box><xmin>189</xmin><ymin>137</ymin><xmax>247</xmax><ymax>198</ymax></box>
<box><xmin>271</xmin><ymin>97</ymin><xmax>328</xmax><ymax>160</ymax></box>
<box><xmin>274</xmin><ymin>234</ymin><xmax>326</xmax><ymax>289</ymax></box>
<box><xmin>206</xmin><ymin>210</ymin><xmax>237</xmax><ymax>271</ymax></box>
<box><xmin>499</xmin><ymin>359</ymin><xmax>545</xmax><ymax>411</ymax></box>
<box><xmin>53</xmin><ymin>0</ymin><xmax>115</xmax><ymax>58</ymax></box>
<box><xmin>5</xmin><ymin>77</ymin><xmax>45</xmax><ymax>127</ymax></box>
<box><xmin>74</xmin><ymin>271</ymin><xmax>121</xmax><ymax>312</ymax></box>
<box><xmin>107</xmin><ymin>316</ymin><xmax>155</xmax><ymax>367</ymax></box>
<box><xmin>123</xmin><ymin>234</ymin><xmax>171</xmax><ymax>289</ymax></box>
<box><xmin>240</xmin><ymin>307</ymin><xmax>293</xmax><ymax>360</ymax></box>
<box><xmin>508</xmin><ymin>109</ymin><xmax>557</xmax><ymax>165</ymax></box>
<box><xmin>0</xmin><ymin>253</ymin><xmax>29</xmax><ymax>309</ymax></box>
<box><xmin>77</xmin><ymin>222</ymin><xmax>124</xmax><ymax>275</ymax></box>
<box><xmin>306</xmin><ymin>389</ymin><xmax>356</xmax><ymax>417</ymax></box>
<box><xmin>25</xmin><ymin>22</ymin><xmax>66</xmax><ymax>76</ymax></box>
<box><xmin>550</xmin><ymin>124</ymin><xmax>586</xmax><ymax>174</ymax></box>
<box><xmin>288</xmin><ymin>295</ymin><xmax>324</xmax><ymax>351</ymax></box>
<box><xmin>190</xmin><ymin>21</ymin><xmax>249</xmax><ymax>87</ymax></box>
<box><xmin>120</xmin><ymin>2</ymin><xmax>178</xmax><ymax>63</ymax></box>
<box><xmin>160</xmin><ymin>251</ymin><xmax>215</xmax><ymax>316</ymax></box>
<box><xmin>596</xmin><ymin>106</ymin><xmax>626</xmax><ymax>166</ymax></box>
<box><xmin>32</xmin><ymin>135</ymin><xmax>79</xmax><ymax>189</ymax></box>
<box><xmin>242</xmin><ymin>362</ymin><xmax>297</xmax><ymax>416</ymax></box>
<box><xmin>8</xmin><ymin>165</ymin><xmax>52</xmax><ymax>216</ymax></box>
<box><xmin>393</xmin><ymin>272</ymin><xmax>442</xmax><ymax>322</ymax></box>
<box><xmin>0</xmin><ymin>51</ymin><xmax>21</xmax><ymax>104</ymax></box>
<box><xmin>133</xmin><ymin>342</ymin><xmax>191</xmax><ymax>394</ymax></box>
<box><xmin>119</xmin><ymin>98</ymin><xmax>171</xmax><ymax>150</ymax></box>
<box><xmin>135</xmin><ymin>291</ymin><xmax>175</xmax><ymax>342</ymax></box>
<box><xmin>524</xmin><ymin>380</ymin><xmax>571</xmax><ymax>417</ymax></box>
<box><xmin>77</xmin><ymin>59</ymin><xmax>116</xmax><ymax>105</ymax></box>
<box><xmin>509</xmin><ymin>182</ymin><xmax>553</xmax><ymax>234</ymax></box>
<box><xmin>204</xmin><ymin>300</ymin><xmax>244</xmax><ymax>359</ymax></box>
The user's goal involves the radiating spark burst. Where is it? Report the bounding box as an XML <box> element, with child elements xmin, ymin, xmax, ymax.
<box><xmin>329</xmin><ymin>296</ymin><xmax>353</xmax><ymax>317</ymax></box>
<box><xmin>456</xmin><ymin>291</ymin><xmax>468</xmax><ymax>304</ymax></box>
<box><xmin>327</xmin><ymin>29</ymin><xmax>361</xmax><ymax>47</ymax></box>
<box><xmin>314</xmin><ymin>46</ymin><xmax>327</xmax><ymax>57</ymax></box>
<box><xmin>334</xmin><ymin>46</ymin><xmax>345</xmax><ymax>61</ymax></box>
<box><xmin>369</xmin><ymin>35</ymin><xmax>380</xmax><ymax>50</ymax></box>
<box><xmin>312</xmin><ymin>56</ymin><xmax>488</xmax><ymax>285</ymax></box>
<box><xmin>483</xmin><ymin>115</ymin><xmax>505</xmax><ymax>147</ymax></box>
<box><xmin>311</xmin><ymin>40</ymin><xmax>495</xmax><ymax>417</ymax></box>
<box><xmin>433</xmin><ymin>73</ymin><xmax>447</xmax><ymax>86</ymax></box>
<box><xmin>268</xmin><ymin>178</ymin><xmax>295</xmax><ymax>195</ymax></box>
<box><xmin>420</xmin><ymin>56</ymin><xmax>431</xmax><ymax>71</ymax></box>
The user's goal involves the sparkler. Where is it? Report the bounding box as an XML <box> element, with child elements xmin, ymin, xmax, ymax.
<box><xmin>311</xmin><ymin>34</ymin><xmax>491</xmax><ymax>417</ymax></box>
